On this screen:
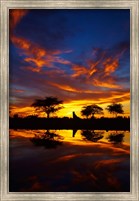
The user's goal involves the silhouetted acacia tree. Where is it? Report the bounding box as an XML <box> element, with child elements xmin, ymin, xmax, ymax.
<box><xmin>106</xmin><ymin>103</ymin><xmax>124</xmax><ymax>117</ymax></box>
<box><xmin>81</xmin><ymin>104</ymin><xmax>103</xmax><ymax>119</ymax></box>
<box><xmin>31</xmin><ymin>96</ymin><xmax>63</xmax><ymax>118</ymax></box>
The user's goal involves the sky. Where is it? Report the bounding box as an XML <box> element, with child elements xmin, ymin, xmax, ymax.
<box><xmin>9</xmin><ymin>9</ymin><xmax>130</xmax><ymax>118</ymax></box>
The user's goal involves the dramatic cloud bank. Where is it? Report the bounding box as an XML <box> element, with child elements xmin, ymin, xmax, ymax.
<box><xmin>9</xmin><ymin>9</ymin><xmax>130</xmax><ymax>117</ymax></box>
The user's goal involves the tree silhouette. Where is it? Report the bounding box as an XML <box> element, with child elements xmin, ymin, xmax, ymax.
<box><xmin>81</xmin><ymin>104</ymin><xmax>103</xmax><ymax>119</ymax></box>
<box><xmin>106</xmin><ymin>103</ymin><xmax>124</xmax><ymax>117</ymax></box>
<box><xmin>31</xmin><ymin>96</ymin><xmax>63</xmax><ymax>118</ymax></box>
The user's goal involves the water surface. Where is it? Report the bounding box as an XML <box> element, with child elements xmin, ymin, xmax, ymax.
<box><xmin>9</xmin><ymin>129</ymin><xmax>130</xmax><ymax>192</ymax></box>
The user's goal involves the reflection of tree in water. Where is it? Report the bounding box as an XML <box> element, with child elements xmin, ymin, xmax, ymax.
<box><xmin>30</xmin><ymin>130</ymin><xmax>64</xmax><ymax>149</ymax></box>
<box><xmin>81</xmin><ymin>130</ymin><xmax>104</xmax><ymax>142</ymax></box>
<box><xmin>107</xmin><ymin>133</ymin><xmax>125</xmax><ymax>144</ymax></box>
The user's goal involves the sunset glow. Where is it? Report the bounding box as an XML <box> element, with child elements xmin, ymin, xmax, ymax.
<box><xmin>9</xmin><ymin>9</ymin><xmax>130</xmax><ymax>118</ymax></box>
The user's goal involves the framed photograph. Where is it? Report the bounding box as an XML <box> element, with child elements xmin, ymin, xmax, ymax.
<box><xmin>0</xmin><ymin>0</ymin><xmax>139</xmax><ymax>200</ymax></box>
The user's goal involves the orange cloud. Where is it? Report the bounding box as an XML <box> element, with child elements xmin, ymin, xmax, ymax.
<box><xmin>11</xmin><ymin>36</ymin><xmax>48</xmax><ymax>70</ymax></box>
<box><xmin>72</xmin><ymin>64</ymin><xmax>88</xmax><ymax>78</ymax></box>
<box><xmin>9</xmin><ymin>9</ymin><xmax>28</xmax><ymax>33</ymax></box>
<box><xmin>23</xmin><ymin>66</ymin><xmax>41</xmax><ymax>73</ymax></box>
<box><xmin>87</xmin><ymin>58</ymin><xmax>103</xmax><ymax>75</ymax></box>
<box><xmin>49</xmin><ymin>82</ymin><xmax>78</xmax><ymax>93</ymax></box>
<box><xmin>24</xmin><ymin>58</ymin><xmax>46</xmax><ymax>68</ymax></box>
<box><xmin>54</xmin><ymin>57</ymin><xmax>71</xmax><ymax>65</ymax></box>
<box><xmin>11</xmin><ymin>35</ymin><xmax>30</xmax><ymax>51</ymax></box>
<box><xmin>10</xmin><ymin>88</ymin><xmax>25</xmax><ymax>93</ymax></box>
<box><xmin>10</xmin><ymin>9</ymin><xmax>72</xmax><ymax>73</ymax></box>
<box><xmin>49</xmin><ymin>81</ymin><xmax>96</xmax><ymax>94</ymax></box>
<box><xmin>87</xmin><ymin>56</ymin><xmax>123</xmax><ymax>89</ymax></box>
<box><xmin>11</xmin><ymin>35</ymin><xmax>46</xmax><ymax>59</ymax></box>
<box><xmin>11</xmin><ymin>34</ymin><xmax>72</xmax><ymax>72</ymax></box>
<box><xmin>103</xmin><ymin>58</ymin><xmax>119</xmax><ymax>75</ymax></box>
<box><xmin>9</xmin><ymin>105</ymin><xmax>36</xmax><ymax>117</ymax></box>
<box><xmin>93</xmin><ymin>78</ymin><xmax>122</xmax><ymax>89</ymax></box>
<box><xmin>70</xmin><ymin>50</ymin><xmax>126</xmax><ymax>90</ymax></box>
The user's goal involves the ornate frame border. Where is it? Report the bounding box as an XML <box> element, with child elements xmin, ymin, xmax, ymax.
<box><xmin>0</xmin><ymin>0</ymin><xmax>139</xmax><ymax>200</ymax></box>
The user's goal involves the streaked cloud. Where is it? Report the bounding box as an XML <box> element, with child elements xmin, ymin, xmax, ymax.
<box><xmin>71</xmin><ymin>47</ymin><xmax>129</xmax><ymax>89</ymax></box>
<box><xmin>9</xmin><ymin>9</ymin><xmax>130</xmax><ymax>117</ymax></box>
<box><xmin>11</xmin><ymin>35</ymin><xmax>72</xmax><ymax>72</ymax></box>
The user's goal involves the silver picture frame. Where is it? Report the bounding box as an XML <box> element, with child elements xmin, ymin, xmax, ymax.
<box><xmin>0</xmin><ymin>0</ymin><xmax>139</xmax><ymax>200</ymax></box>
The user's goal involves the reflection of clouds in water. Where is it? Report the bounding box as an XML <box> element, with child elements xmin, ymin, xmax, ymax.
<box><xmin>10</xmin><ymin>129</ymin><xmax>130</xmax><ymax>145</ymax></box>
<box><xmin>10</xmin><ymin>132</ymin><xmax>130</xmax><ymax>192</ymax></box>
<box><xmin>48</xmin><ymin>147</ymin><xmax>129</xmax><ymax>192</ymax></box>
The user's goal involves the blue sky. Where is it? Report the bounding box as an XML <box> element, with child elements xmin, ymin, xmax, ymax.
<box><xmin>9</xmin><ymin>9</ymin><xmax>130</xmax><ymax>117</ymax></box>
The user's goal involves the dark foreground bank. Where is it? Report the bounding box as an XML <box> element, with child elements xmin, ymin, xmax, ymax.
<box><xmin>9</xmin><ymin>117</ymin><xmax>130</xmax><ymax>130</ymax></box>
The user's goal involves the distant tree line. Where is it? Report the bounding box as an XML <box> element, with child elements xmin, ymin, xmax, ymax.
<box><xmin>30</xmin><ymin>96</ymin><xmax>124</xmax><ymax>119</ymax></box>
<box><xmin>11</xmin><ymin>96</ymin><xmax>125</xmax><ymax>119</ymax></box>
